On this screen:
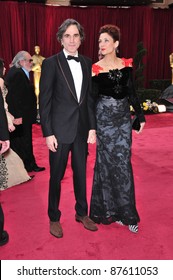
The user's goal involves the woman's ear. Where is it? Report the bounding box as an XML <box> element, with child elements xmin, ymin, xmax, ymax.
<box><xmin>114</xmin><ymin>40</ymin><xmax>119</xmax><ymax>50</ymax></box>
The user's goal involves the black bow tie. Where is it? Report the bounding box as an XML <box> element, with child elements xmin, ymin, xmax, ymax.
<box><xmin>67</xmin><ymin>55</ymin><xmax>80</xmax><ymax>62</ymax></box>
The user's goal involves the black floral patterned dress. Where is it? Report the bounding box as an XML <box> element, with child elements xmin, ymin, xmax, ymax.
<box><xmin>89</xmin><ymin>60</ymin><xmax>145</xmax><ymax>225</ymax></box>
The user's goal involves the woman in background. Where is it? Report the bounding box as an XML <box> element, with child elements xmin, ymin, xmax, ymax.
<box><xmin>89</xmin><ymin>25</ymin><xmax>146</xmax><ymax>233</ymax></box>
<box><xmin>0</xmin><ymin>58</ymin><xmax>32</xmax><ymax>190</ymax></box>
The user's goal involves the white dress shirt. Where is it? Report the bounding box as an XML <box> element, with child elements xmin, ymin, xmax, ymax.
<box><xmin>63</xmin><ymin>49</ymin><xmax>83</xmax><ymax>102</ymax></box>
<box><xmin>22</xmin><ymin>67</ymin><xmax>30</xmax><ymax>80</ymax></box>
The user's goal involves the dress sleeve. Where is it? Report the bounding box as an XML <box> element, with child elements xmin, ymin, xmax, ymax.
<box><xmin>122</xmin><ymin>57</ymin><xmax>133</xmax><ymax>67</ymax></box>
<box><xmin>92</xmin><ymin>64</ymin><xmax>103</xmax><ymax>75</ymax></box>
<box><xmin>128</xmin><ymin>68</ymin><xmax>146</xmax><ymax>123</ymax></box>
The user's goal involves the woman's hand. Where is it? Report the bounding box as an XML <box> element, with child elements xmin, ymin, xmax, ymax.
<box><xmin>13</xmin><ymin>117</ymin><xmax>22</xmax><ymax>125</ymax></box>
<box><xmin>0</xmin><ymin>140</ymin><xmax>10</xmax><ymax>154</ymax></box>
<box><xmin>135</xmin><ymin>122</ymin><xmax>145</xmax><ymax>134</ymax></box>
<box><xmin>8</xmin><ymin>123</ymin><xmax>16</xmax><ymax>132</ymax></box>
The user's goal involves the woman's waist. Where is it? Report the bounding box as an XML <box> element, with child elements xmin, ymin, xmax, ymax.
<box><xmin>96</xmin><ymin>95</ymin><xmax>130</xmax><ymax>113</ymax></box>
<box><xmin>98</xmin><ymin>89</ymin><xmax>127</xmax><ymax>99</ymax></box>
<box><xmin>98</xmin><ymin>94</ymin><xmax>127</xmax><ymax>103</ymax></box>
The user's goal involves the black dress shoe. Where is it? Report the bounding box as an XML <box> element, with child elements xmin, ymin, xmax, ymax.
<box><xmin>0</xmin><ymin>231</ymin><xmax>9</xmax><ymax>246</ymax></box>
<box><xmin>32</xmin><ymin>165</ymin><xmax>45</xmax><ymax>172</ymax></box>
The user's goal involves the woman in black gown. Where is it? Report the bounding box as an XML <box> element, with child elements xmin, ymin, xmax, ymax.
<box><xmin>89</xmin><ymin>25</ymin><xmax>146</xmax><ymax>233</ymax></box>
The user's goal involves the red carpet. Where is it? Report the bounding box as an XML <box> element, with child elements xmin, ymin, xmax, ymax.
<box><xmin>0</xmin><ymin>113</ymin><xmax>173</xmax><ymax>260</ymax></box>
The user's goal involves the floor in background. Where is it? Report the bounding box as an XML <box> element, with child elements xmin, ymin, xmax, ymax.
<box><xmin>1</xmin><ymin>113</ymin><xmax>173</xmax><ymax>260</ymax></box>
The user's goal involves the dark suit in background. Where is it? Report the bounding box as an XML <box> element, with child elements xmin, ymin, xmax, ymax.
<box><xmin>0</xmin><ymin>91</ymin><xmax>9</xmax><ymax>140</ymax></box>
<box><xmin>6</xmin><ymin>57</ymin><xmax>44</xmax><ymax>172</ymax></box>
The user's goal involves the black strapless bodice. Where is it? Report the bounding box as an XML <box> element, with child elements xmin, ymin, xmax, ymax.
<box><xmin>92</xmin><ymin>67</ymin><xmax>145</xmax><ymax>122</ymax></box>
<box><xmin>93</xmin><ymin>67</ymin><xmax>134</xmax><ymax>99</ymax></box>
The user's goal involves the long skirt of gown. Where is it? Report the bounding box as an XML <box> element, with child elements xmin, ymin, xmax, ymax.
<box><xmin>0</xmin><ymin>149</ymin><xmax>31</xmax><ymax>190</ymax></box>
<box><xmin>90</xmin><ymin>96</ymin><xmax>140</xmax><ymax>225</ymax></box>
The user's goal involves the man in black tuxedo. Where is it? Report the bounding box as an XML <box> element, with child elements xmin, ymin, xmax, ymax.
<box><xmin>39</xmin><ymin>19</ymin><xmax>98</xmax><ymax>238</ymax></box>
<box><xmin>5</xmin><ymin>51</ymin><xmax>45</xmax><ymax>172</ymax></box>
<box><xmin>0</xmin><ymin>91</ymin><xmax>10</xmax><ymax>246</ymax></box>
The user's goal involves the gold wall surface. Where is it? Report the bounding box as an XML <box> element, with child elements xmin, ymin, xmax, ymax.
<box><xmin>46</xmin><ymin>0</ymin><xmax>70</xmax><ymax>5</ymax></box>
<box><xmin>151</xmin><ymin>0</ymin><xmax>173</xmax><ymax>8</ymax></box>
<box><xmin>46</xmin><ymin>0</ymin><xmax>173</xmax><ymax>8</ymax></box>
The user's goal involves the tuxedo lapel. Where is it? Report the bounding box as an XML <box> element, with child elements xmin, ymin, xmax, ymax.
<box><xmin>79</xmin><ymin>55</ymin><xmax>89</xmax><ymax>104</ymax></box>
<box><xmin>57</xmin><ymin>52</ymin><xmax>78</xmax><ymax>102</ymax></box>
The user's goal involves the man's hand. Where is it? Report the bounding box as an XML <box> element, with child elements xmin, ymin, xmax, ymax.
<box><xmin>87</xmin><ymin>129</ymin><xmax>96</xmax><ymax>144</ymax></box>
<box><xmin>46</xmin><ymin>135</ymin><xmax>58</xmax><ymax>152</ymax></box>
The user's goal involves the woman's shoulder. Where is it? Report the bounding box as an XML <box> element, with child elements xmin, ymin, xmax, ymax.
<box><xmin>92</xmin><ymin>63</ymin><xmax>104</xmax><ymax>77</ymax></box>
<box><xmin>121</xmin><ymin>57</ymin><xmax>133</xmax><ymax>67</ymax></box>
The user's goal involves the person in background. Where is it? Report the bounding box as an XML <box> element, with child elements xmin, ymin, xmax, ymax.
<box><xmin>0</xmin><ymin>58</ymin><xmax>33</xmax><ymax>190</ymax></box>
<box><xmin>0</xmin><ymin>91</ymin><xmax>10</xmax><ymax>246</ymax></box>
<box><xmin>5</xmin><ymin>51</ymin><xmax>45</xmax><ymax>173</ymax></box>
<box><xmin>89</xmin><ymin>24</ymin><xmax>146</xmax><ymax>233</ymax></box>
<box><xmin>169</xmin><ymin>53</ymin><xmax>173</xmax><ymax>84</ymax></box>
<box><xmin>0</xmin><ymin>58</ymin><xmax>15</xmax><ymax>132</ymax></box>
<box><xmin>39</xmin><ymin>18</ymin><xmax>98</xmax><ymax>238</ymax></box>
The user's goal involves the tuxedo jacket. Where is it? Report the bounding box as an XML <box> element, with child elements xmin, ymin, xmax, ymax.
<box><xmin>39</xmin><ymin>51</ymin><xmax>96</xmax><ymax>144</ymax></box>
<box><xmin>5</xmin><ymin>66</ymin><xmax>37</xmax><ymax>125</ymax></box>
<box><xmin>0</xmin><ymin>91</ymin><xmax>9</xmax><ymax>141</ymax></box>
